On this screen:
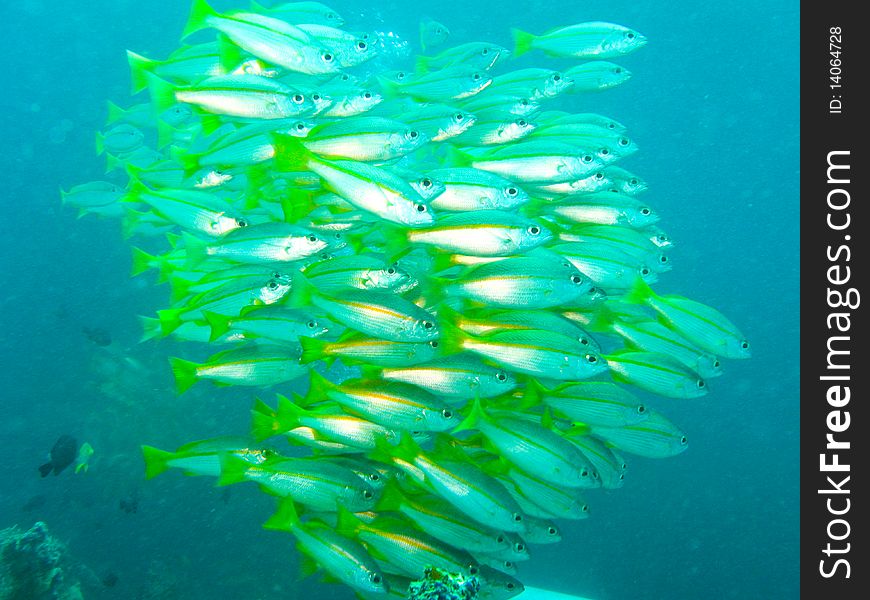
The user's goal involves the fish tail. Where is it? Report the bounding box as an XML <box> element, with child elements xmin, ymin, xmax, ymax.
<box><xmin>273</xmin><ymin>134</ymin><xmax>311</xmax><ymax>172</ymax></box>
<box><xmin>126</xmin><ymin>50</ymin><xmax>157</xmax><ymax>95</ymax></box>
<box><xmin>275</xmin><ymin>394</ymin><xmax>306</xmax><ymax>431</ymax></box>
<box><xmin>130</xmin><ymin>246</ymin><xmax>157</xmax><ymax>277</ymax></box>
<box><xmin>280</xmin><ymin>188</ymin><xmax>316</xmax><ymax>224</ymax></box>
<box><xmin>203</xmin><ymin>311</ymin><xmax>231</xmax><ymax>342</ymax></box>
<box><xmin>105</xmin><ymin>100</ymin><xmax>126</xmax><ymax>125</ymax></box>
<box><xmin>263</xmin><ymin>498</ymin><xmax>300</xmax><ymax>532</ymax></box>
<box><xmin>335</xmin><ymin>506</ymin><xmax>363</xmax><ymax>537</ymax></box>
<box><xmin>623</xmin><ymin>278</ymin><xmax>655</xmax><ymax>305</ymax></box>
<box><xmin>169</xmin><ymin>356</ymin><xmax>199</xmax><ymax>393</ymax></box>
<box><xmin>169</xmin><ymin>146</ymin><xmax>201</xmax><ymax>177</ymax></box>
<box><xmin>285</xmin><ymin>272</ymin><xmax>315</xmax><ymax>309</ymax></box>
<box><xmin>444</xmin><ymin>145</ymin><xmax>473</xmax><ymax>168</ymax></box>
<box><xmin>157</xmin><ymin>307</ymin><xmax>185</xmax><ymax>337</ymax></box>
<box><xmin>216</xmin><ymin>33</ymin><xmax>246</xmax><ymax>73</ymax></box>
<box><xmin>146</xmin><ymin>73</ymin><xmax>178</xmax><ymax>116</ymax></box>
<box><xmin>95</xmin><ymin>131</ymin><xmax>105</xmax><ymax>156</ymax></box>
<box><xmin>374</xmin><ymin>74</ymin><xmax>402</xmax><ymax>101</ymax></box>
<box><xmin>181</xmin><ymin>231</ymin><xmax>209</xmax><ymax>267</ymax></box>
<box><xmin>250</xmin><ymin>398</ymin><xmax>281</xmax><ymax>441</ymax></box>
<box><xmin>298</xmin><ymin>336</ymin><xmax>327</xmax><ymax>364</ymax></box>
<box><xmin>156</xmin><ymin>119</ymin><xmax>181</xmax><ymax>149</ymax></box>
<box><xmin>182</xmin><ymin>0</ymin><xmax>218</xmax><ymax>39</ymax></box>
<box><xmin>305</xmin><ymin>369</ymin><xmax>336</xmax><ymax>403</ymax></box>
<box><xmin>38</xmin><ymin>462</ymin><xmax>53</xmax><ymax>478</ymax></box>
<box><xmin>521</xmin><ymin>378</ymin><xmax>546</xmax><ymax>409</ymax></box>
<box><xmin>217</xmin><ymin>453</ymin><xmax>251</xmax><ymax>486</ymax></box>
<box><xmin>414</xmin><ymin>54</ymin><xmax>431</xmax><ymax>75</ymax></box>
<box><xmin>104</xmin><ymin>152</ymin><xmax>125</xmax><ymax>174</ymax></box>
<box><xmin>138</xmin><ymin>316</ymin><xmax>163</xmax><ymax>342</ymax></box>
<box><xmin>453</xmin><ymin>396</ymin><xmax>486</xmax><ymax>433</ymax></box>
<box><xmin>511</xmin><ymin>28</ymin><xmax>536</xmax><ymax>58</ymax></box>
<box><xmin>141</xmin><ymin>445</ymin><xmax>174</xmax><ymax>479</ymax></box>
<box><xmin>374</xmin><ymin>479</ymin><xmax>406</xmax><ymax>513</ymax></box>
<box><xmin>436</xmin><ymin>320</ymin><xmax>467</xmax><ymax>356</ymax></box>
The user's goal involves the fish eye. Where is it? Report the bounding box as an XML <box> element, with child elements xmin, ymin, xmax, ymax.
<box><xmin>506</xmin><ymin>187</ymin><xmax>518</xmax><ymax>196</ymax></box>
<box><xmin>441</xmin><ymin>409</ymin><xmax>453</xmax><ymax>419</ymax></box>
<box><xmin>328</xmin><ymin>12</ymin><xmax>336</xmax><ymax>19</ymax></box>
<box><xmin>455</xmin><ymin>113</ymin><xmax>464</xmax><ymax>121</ymax></box>
<box><xmin>697</xmin><ymin>379</ymin><xmax>706</xmax><ymax>388</ymax></box>
<box><xmin>581</xmin><ymin>503</ymin><xmax>590</xmax><ymax>512</ymax></box>
<box><xmin>473</xmin><ymin>73</ymin><xmax>481</xmax><ymax>80</ymax></box>
<box><xmin>267</xmin><ymin>281</ymin><xmax>278</xmax><ymax>290</ymax></box>
<box><xmin>469</xmin><ymin>565</ymin><xmax>479</xmax><ymax>575</ymax></box>
<box><xmin>637</xmin><ymin>404</ymin><xmax>647</xmax><ymax>414</ymax></box>
<box><xmin>507</xmin><ymin>583</ymin><xmax>516</xmax><ymax>591</ymax></box>
<box><xmin>585</xmin><ymin>354</ymin><xmax>598</xmax><ymax>364</ymax></box>
<box><xmin>495</xmin><ymin>371</ymin><xmax>508</xmax><ymax>382</ymax></box>
<box><xmin>436</xmin><ymin>28</ymin><xmax>443</xmax><ymax>34</ymax></box>
<box><xmin>371</xmin><ymin>573</ymin><xmax>381</xmax><ymax>584</ymax></box>
<box><xmin>582</xmin><ymin>154</ymin><xmax>594</xmax><ymax>163</ymax></box>
<box><xmin>358</xmin><ymin>41</ymin><xmax>367</xmax><ymax>50</ymax></box>
<box><xmin>578</xmin><ymin>336</ymin><xmax>590</xmax><ymax>345</ymax></box>
<box><xmin>741</xmin><ymin>340</ymin><xmax>750</xmax><ymax>349</ymax></box>
<box><xmin>236</xmin><ymin>218</ymin><xmax>248</xmax><ymax>227</ymax></box>
<box><xmin>520</xmin><ymin>98</ymin><xmax>529</xmax><ymax>105</ymax></box>
<box><xmin>369</xmin><ymin>472</ymin><xmax>380</xmax><ymax>481</ymax></box>
<box><xmin>518</xmin><ymin>119</ymin><xmax>527</xmax><ymax>126</ymax></box>
<box><xmin>600</xmin><ymin>148</ymin><xmax>610</xmax><ymax>156</ymax></box>
<box><xmin>615</xmin><ymin>67</ymin><xmax>623</xmax><ymax>73</ymax></box>
<box><xmin>307</xmin><ymin>320</ymin><xmax>317</xmax><ymax>328</ymax></box>
<box><xmin>422</xmin><ymin>320</ymin><xmax>434</xmax><ymax>329</ymax></box>
<box><xmin>512</xmin><ymin>513</ymin><xmax>523</xmax><ymax>522</ymax></box>
<box><xmin>504</xmin><ymin>561</ymin><xmax>515</xmax><ymax>568</ymax></box>
<box><xmin>514</xmin><ymin>542</ymin><xmax>525</xmax><ymax>552</ymax></box>
<box><xmin>640</xmin><ymin>207</ymin><xmax>652</xmax><ymax>215</ymax></box>
<box><xmin>296</xmin><ymin>123</ymin><xmax>306</xmax><ymax>130</ymax></box>
<box><xmin>680</xmin><ymin>435</ymin><xmax>689</xmax><ymax>445</ymax></box>
<box><xmin>548</xmin><ymin>526</ymin><xmax>558</xmax><ymax>535</ymax></box>
<box><xmin>363</xmin><ymin>489</ymin><xmax>373</xmax><ymax>499</ymax></box>
<box><xmin>496</xmin><ymin>534</ymin><xmax>506</xmax><ymax>543</ymax></box>
<box><xmin>594</xmin><ymin>172</ymin><xmax>605</xmax><ymax>180</ymax></box>
<box><xmin>527</xmin><ymin>225</ymin><xmax>541</xmax><ymax>235</ymax></box>
<box><xmin>307</xmin><ymin>234</ymin><xmax>318</xmax><ymax>242</ymax></box>
<box><xmin>293</xmin><ymin>94</ymin><xmax>304</xmax><ymax>103</ymax></box>
<box><xmin>408</xmin><ymin>130</ymin><xmax>419</xmax><ymax>138</ymax></box>
<box><xmin>322</xmin><ymin>52</ymin><xmax>334</xmax><ymax>62</ymax></box>
<box><xmin>421</xmin><ymin>178</ymin><xmax>432</xmax><ymax>188</ymax></box>
<box><xmin>397</xmin><ymin>71</ymin><xmax>405</xmax><ymax>79</ymax></box>
<box><xmin>641</xmin><ymin>267</ymin><xmax>651</xmax><ymax>276</ymax></box>
<box><xmin>415</xmin><ymin>204</ymin><xmax>428</xmax><ymax>213</ymax></box>
<box><xmin>428</xmin><ymin>340</ymin><xmax>439</xmax><ymax>348</ymax></box>
<box><xmin>363</xmin><ymin>92</ymin><xmax>372</xmax><ymax>99</ymax></box>
<box><xmin>570</xmin><ymin>274</ymin><xmax>583</xmax><ymax>284</ymax></box>
<box><xmin>630</xmin><ymin>178</ymin><xmax>639</xmax><ymax>185</ymax></box>
<box><xmin>619</xmin><ymin>138</ymin><xmax>630</xmax><ymax>147</ymax></box>
<box><xmin>312</xmin><ymin>93</ymin><xmax>321</xmax><ymax>101</ymax></box>
<box><xmin>579</xmin><ymin>467</ymin><xmax>589</xmax><ymax>478</ymax></box>
<box><xmin>713</xmin><ymin>360</ymin><xmax>721</xmax><ymax>368</ymax></box>
<box><xmin>387</xmin><ymin>267</ymin><xmax>397</xmax><ymax>274</ymax></box>
<box><xmin>482</xmin><ymin>48</ymin><xmax>489</xmax><ymax>55</ymax></box>
<box><xmin>659</xmin><ymin>255</ymin><xmax>669</xmax><ymax>263</ymax></box>
<box><xmin>626</xmin><ymin>31</ymin><xmax>636</xmax><ymax>39</ymax></box>
<box><xmin>553</xmin><ymin>74</ymin><xmax>561</xmax><ymax>81</ymax></box>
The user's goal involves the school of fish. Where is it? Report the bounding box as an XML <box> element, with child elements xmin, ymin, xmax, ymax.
<box><xmin>61</xmin><ymin>1</ymin><xmax>751</xmax><ymax>597</ymax></box>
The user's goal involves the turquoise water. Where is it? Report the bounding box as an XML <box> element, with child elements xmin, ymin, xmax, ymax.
<box><xmin>0</xmin><ymin>1</ymin><xmax>798</xmax><ymax>598</ymax></box>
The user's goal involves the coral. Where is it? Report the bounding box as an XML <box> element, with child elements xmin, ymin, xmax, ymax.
<box><xmin>0</xmin><ymin>522</ymin><xmax>83</xmax><ymax>600</ymax></box>
<box><xmin>408</xmin><ymin>567</ymin><xmax>480</xmax><ymax>600</ymax></box>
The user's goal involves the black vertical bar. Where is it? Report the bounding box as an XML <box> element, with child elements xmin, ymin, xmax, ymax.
<box><xmin>801</xmin><ymin>2</ymin><xmax>866</xmax><ymax>597</ymax></box>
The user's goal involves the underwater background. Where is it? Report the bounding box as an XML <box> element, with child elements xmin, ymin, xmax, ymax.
<box><xmin>0</xmin><ymin>0</ymin><xmax>798</xmax><ymax>598</ymax></box>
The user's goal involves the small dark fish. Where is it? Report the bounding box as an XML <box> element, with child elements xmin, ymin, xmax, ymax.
<box><xmin>39</xmin><ymin>435</ymin><xmax>78</xmax><ymax>477</ymax></box>
<box><xmin>120</xmin><ymin>489</ymin><xmax>139</xmax><ymax>514</ymax></box>
<box><xmin>83</xmin><ymin>326</ymin><xmax>112</xmax><ymax>346</ymax></box>
<box><xmin>21</xmin><ymin>494</ymin><xmax>48</xmax><ymax>512</ymax></box>
<box><xmin>101</xmin><ymin>572</ymin><xmax>119</xmax><ymax>588</ymax></box>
